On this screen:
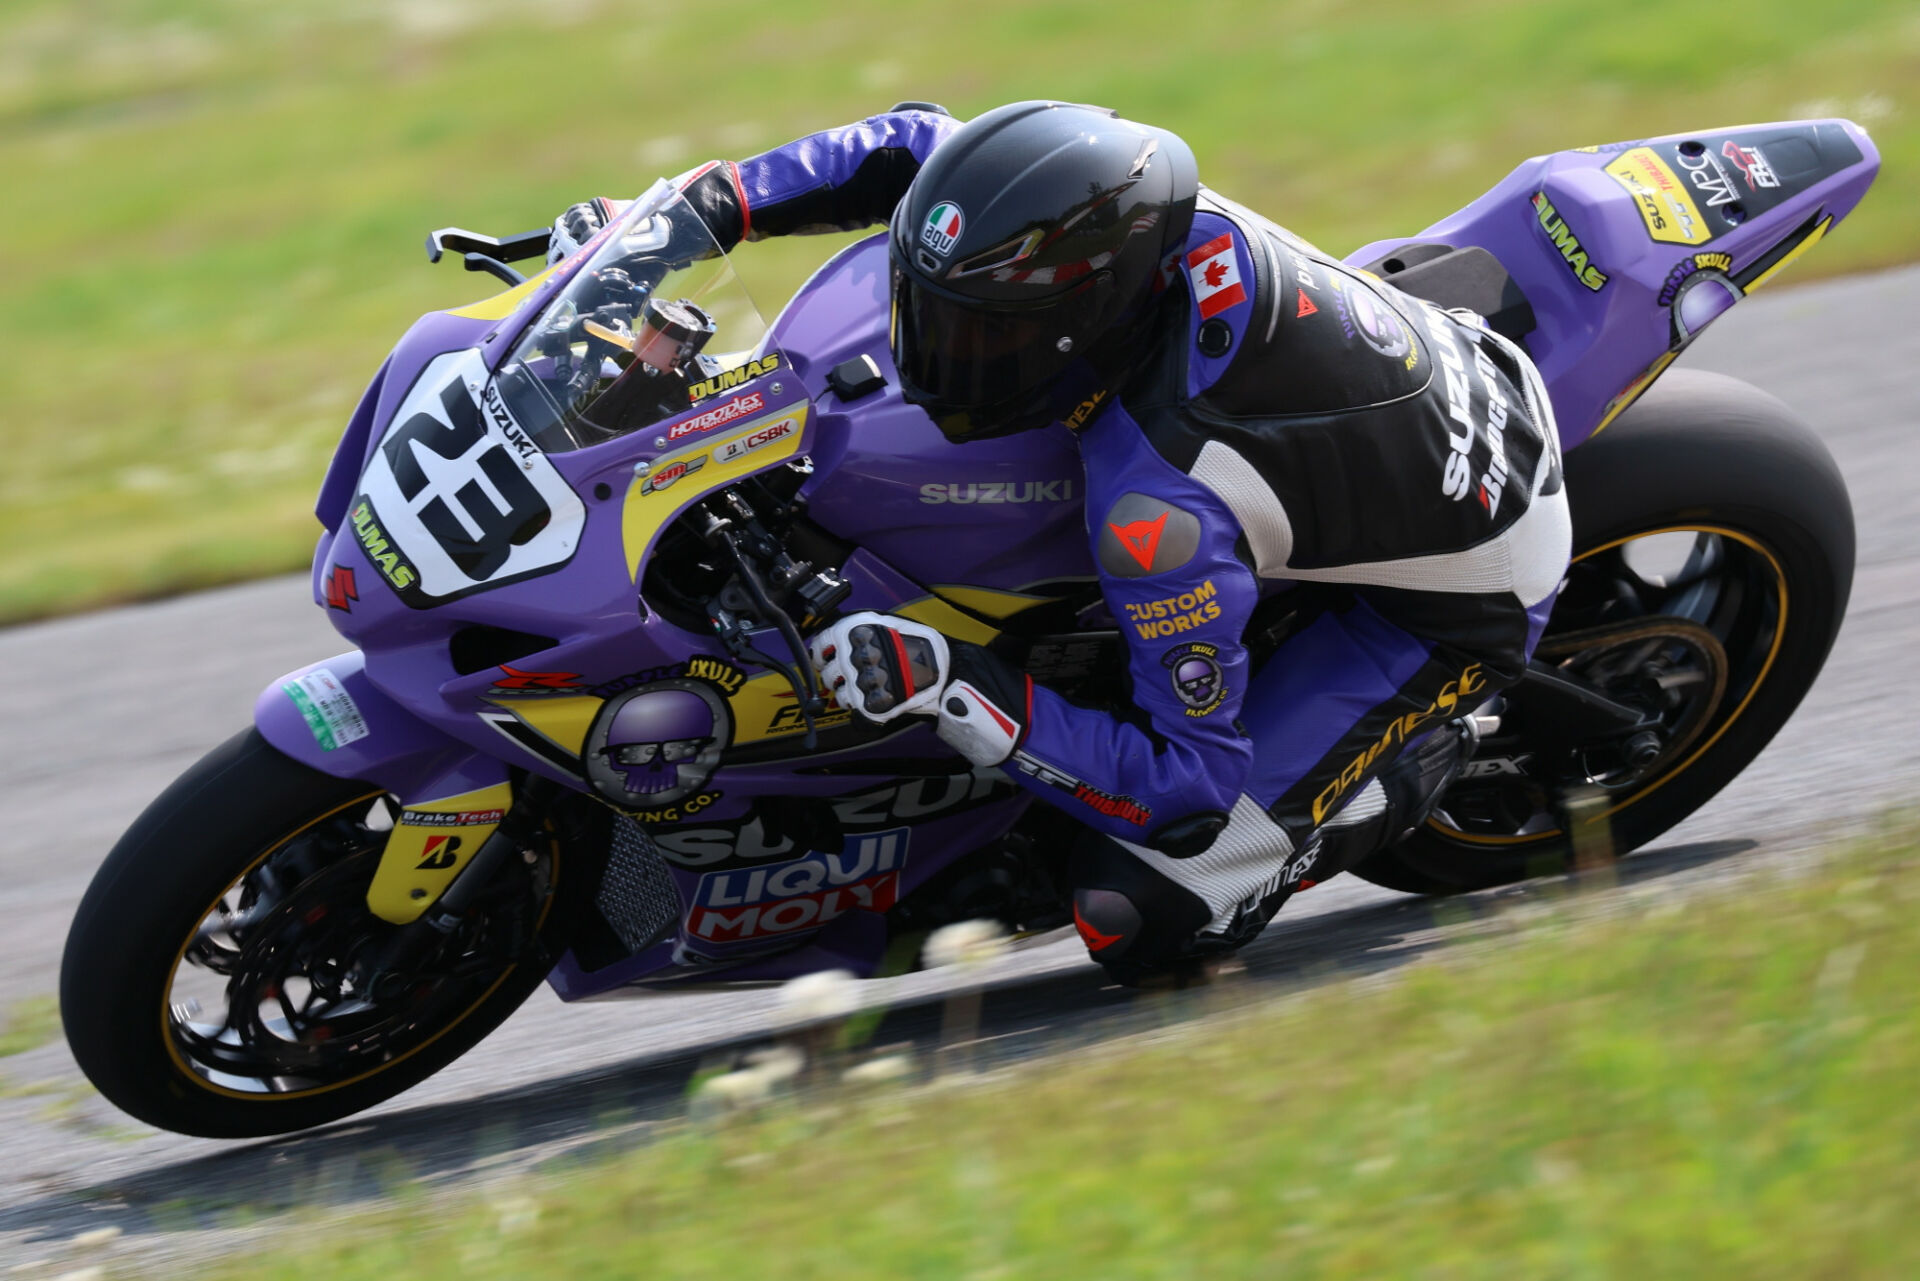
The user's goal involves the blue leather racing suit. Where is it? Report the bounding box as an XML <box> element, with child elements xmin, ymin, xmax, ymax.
<box><xmin>675</xmin><ymin>108</ymin><xmax>1572</xmax><ymax>975</ymax></box>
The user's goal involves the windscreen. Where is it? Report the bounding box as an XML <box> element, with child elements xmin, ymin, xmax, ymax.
<box><xmin>489</xmin><ymin>180</ymin><xmax>779</xmax><ymax>454</ymax></box>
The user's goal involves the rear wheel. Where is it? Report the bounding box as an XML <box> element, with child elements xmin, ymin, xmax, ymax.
<box><xmin>61</xmin><ymin>729</ymin><xmax>582</xmax><ymax>1137</ymax></box>
<box><xmin>1353</xmin><ymin>370</ymin><xmax>1853</xmax><ymax>894</ymax></box>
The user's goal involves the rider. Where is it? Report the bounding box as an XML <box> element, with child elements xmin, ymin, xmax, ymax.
<box><xmin>552</xmin><ymin>102</ymin><xmax>1572</xmax><ymax>983</ymax></box>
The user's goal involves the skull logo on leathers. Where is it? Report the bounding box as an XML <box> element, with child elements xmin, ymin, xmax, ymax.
<box><xmin>1161</xmin><ymin>641</ymin><xmax>1226</xmax><ymax>718</ymax></box>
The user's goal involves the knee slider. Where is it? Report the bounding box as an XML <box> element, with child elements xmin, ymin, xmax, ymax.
<box><xmin>1068</xmin><ymin>836</ymin><xmax>1214</xmax><ymax>975</ymax></box>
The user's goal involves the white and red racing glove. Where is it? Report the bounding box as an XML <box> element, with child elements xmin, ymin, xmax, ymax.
<box><xmin>809</xmin><ymin>612</ymin><xmax>1030</xmax><ymax>767</ymax></box>
<box><xmin>546</xmin><ymin>197</ymin><xmax>627</xmax><ymax>265</ymax></box>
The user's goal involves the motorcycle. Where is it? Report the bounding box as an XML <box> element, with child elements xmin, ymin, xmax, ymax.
<box><xmin>62</xmin><ymin>117</ymin><xmax>1877</xmax><ymax>1137</ymax></box>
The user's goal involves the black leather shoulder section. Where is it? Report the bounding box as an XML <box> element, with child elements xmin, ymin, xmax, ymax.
<box><xmin>1139</xmin><ymin>300</ymin><xmax>1551</xmax><ymax>571</ymax></box>
<box><xmin>1204</xmin><ymin>246</ymin><xmax>1436</xmax><ymax>419</ymax></box>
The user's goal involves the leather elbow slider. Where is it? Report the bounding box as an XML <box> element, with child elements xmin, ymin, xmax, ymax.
<box><xmin>1147</xmin><ymin>810</ymin><xmax>1229</xmax><ymax>859</ymax></box>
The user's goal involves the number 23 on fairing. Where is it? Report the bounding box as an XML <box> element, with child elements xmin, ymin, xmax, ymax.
<box><xmin>358</xmin><ymin>350</ymin><xmax>587</xmax><ymax>605</ymax></box>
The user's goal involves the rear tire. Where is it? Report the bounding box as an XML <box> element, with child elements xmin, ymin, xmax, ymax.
<box><xmin>61</xmin><ymin>729</ymin><xmax>581</xmax><ymax>1137</ymax></box>
<box><xmin>1353</xmin><ymin>370</ymin><xmax>1853</xmax><ymax>894</ymax></box>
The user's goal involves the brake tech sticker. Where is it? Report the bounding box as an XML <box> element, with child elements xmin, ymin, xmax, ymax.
<box><xmin>684</xmin><ymin>827</ymin><xmax>910</xmax><ymax>944</ymax></box>
<box><xmin>281</xmin><ymin>668</ymin><xmax>370</xmax><ymax>751</ymax></box>
<box><xmin>1097</xmin><ymin>492</ymin><xmax>1202</xmax><ymax>578</ymax></box>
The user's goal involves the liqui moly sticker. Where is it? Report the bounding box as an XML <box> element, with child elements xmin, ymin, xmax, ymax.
<box><xmin>713</xmin><ymin>416</ymin><xmax>799</xmax><ymax>466</ymax></box>
<box><xmin>1185</xmin><ymin>233</ymin><xmax>1248</xmax><ymax>320</ymax></box>
<box><xmin>665</xmin><ymin>391</ymin><xmax>766</xmax><ymax>442</ymax></box>
<box><xmin>281</xmin><ymin>667</ymin><xmax>370</xmax><ymax>752</ymax></box>
<box><xmin>922</xmin><ymin>202</ymin><xmax>964</xmax><ymax>257</ymax></box>
<box><xmin>685</xmin><ymin>827</ymin><xmax>909</xmax><ymax>943</ymax></box>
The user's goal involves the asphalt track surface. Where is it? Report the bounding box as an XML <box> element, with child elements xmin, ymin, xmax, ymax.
<box><xmin>2</xmin><ymin>265</ymin><xmax>1917</xmax><ymax>1272</ymax></box>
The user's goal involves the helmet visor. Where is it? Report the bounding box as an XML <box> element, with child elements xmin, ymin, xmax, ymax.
<box><xmin>891</xmin><ymin>264</ymin><xmax>1112</xmax><ymax>418</ymax></box>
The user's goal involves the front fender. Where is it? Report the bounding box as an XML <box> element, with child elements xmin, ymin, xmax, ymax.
<box><xmin>255</xmin><ymin>650</ymin><xmax>486</xmax><ymax>799</ymax></box>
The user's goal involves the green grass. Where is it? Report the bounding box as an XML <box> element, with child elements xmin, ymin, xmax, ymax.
<box><xmin>4</xmin><ymin>0</ymin><xmax>1919</xmax><ymax>623</ymax></box>
<box><xmin>211</xmin><ymin>823</ymin><xmax>1920</xmax><ymax>1279</ymax></box>
<box><xmin>0</xmin><ymin>994</ymin><xmax>60</xmax><ymax>1057</ymax></box>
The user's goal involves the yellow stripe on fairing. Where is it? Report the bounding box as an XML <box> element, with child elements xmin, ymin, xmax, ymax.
<box><xmin>483</xmin><ymin>694</ymin><xmax>601</xmax><ymax>762</ymax></box>
<box><xmin>930</xmin><ymin>584</ymin><xmax>1053</xmax><ymax>619</ymax></box>
<box><xmin>1590</xmin><ymin>350</ymin><xmax>1679</xmax><ymax>438</ymax></box>
<box><xmin>622</xmin><ymin>405</ymin><xmax>809</xmax><ymax>577</ymax></box>
<box><xmin>1743</xmin><ymin>216</ymin><xmax>1833</xmax><ymax>294</ymax></box>
<box><xmin>894</xmin><ymin>595</ymin><xmax>1001</xmax><ymax>646</ymax></box>
<box><xmin>445</xmin><ymin>262</ymin><xmax>563</xmax><ymax>321</ymax></box>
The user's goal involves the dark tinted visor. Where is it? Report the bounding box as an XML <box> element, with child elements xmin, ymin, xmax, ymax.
<box><xmin>891</xmin><ymin>265</ymin><xmax>1112</xmax><ymax>412</ymax></box>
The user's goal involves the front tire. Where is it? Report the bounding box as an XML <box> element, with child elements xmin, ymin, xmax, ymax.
<box><xmin>1353</xmin><ymin>370</ymin><xmax>1854</xmax><ymax>894</ymax></box>
<box><xmin>61</xmin><ymin>729</ymin><xmax>580</xmax><ymax>1137</ymax></box>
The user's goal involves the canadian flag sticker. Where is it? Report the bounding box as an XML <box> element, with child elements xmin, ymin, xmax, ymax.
<box><xmin>1185</xmin><ymin>233</ymin><xmax>1248</xmax><ymax>320</ymax></box>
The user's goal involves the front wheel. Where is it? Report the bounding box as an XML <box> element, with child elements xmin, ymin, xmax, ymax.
<box><xmin>1353</xmin><ymin>370</ymin><xmax>1854</xmax><ymax>894</ymax></box>
<box><xmin>61</xmin><ymin>729</ymin><xmax>581</xmax><ymax>1138</ymax></box>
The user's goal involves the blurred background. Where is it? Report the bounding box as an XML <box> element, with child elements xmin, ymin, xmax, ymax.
<box><xmin>0</xmin><ymin>0</ymin><xmax>1914</xmax><ymax>624</ymax></box>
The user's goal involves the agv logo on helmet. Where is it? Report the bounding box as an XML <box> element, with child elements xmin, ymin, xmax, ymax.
<box><xmin>922</xmin><ymin>202</ymin><xmax>965</xmax><ymax>258</ymax></box>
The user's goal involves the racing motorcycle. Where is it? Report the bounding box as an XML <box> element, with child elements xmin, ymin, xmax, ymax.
<box><xmin>63</xmin><ymin>118</ymin><xmax>1876</xmax><ymax>1137</ymax></box>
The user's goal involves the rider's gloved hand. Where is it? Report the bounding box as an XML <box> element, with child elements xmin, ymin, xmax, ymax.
<box><xmin>546</xmin><ymin>197</ymin><xmax>627</xmax><ymax>265</ymax></box>
<box><xmin>809</xmin><ymin>612</ymin><xmax>1029</xmax><ymax>766</ymax></box>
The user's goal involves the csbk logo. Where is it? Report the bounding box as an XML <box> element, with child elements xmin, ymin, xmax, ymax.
<box><xmin>713</xmin><ymin>417</ymin><xmax>798</xmax><ymax>466</ymax></box>
<box><xmin>922</xmin><ymin>201</ymin><xmax>964</xmax><ymax>257</ymax></box>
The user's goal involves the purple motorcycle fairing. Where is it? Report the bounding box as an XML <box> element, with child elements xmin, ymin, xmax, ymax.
<box><xmin>771</xmin><ymin>240</ymin><xmax>1096</xmax><ymax>589</ymax></box>
<box><xmin>1348</xmin><ymin>118</ymin><xmax>1880</xmax><ymax>448</ymax></box>
<box><xmin>260</xmin><ymin>199</ymin><xmax>1056</xmax><ymax>995</ymax></box>
<box><xmin>259</xmin><ymin>118</ymin><xmax>1878</xmax><ymax>998</ymax></box>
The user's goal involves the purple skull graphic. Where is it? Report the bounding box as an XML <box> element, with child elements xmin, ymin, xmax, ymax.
<box><xmin>1174</xmin><ymin>656</ymin><xmax>1219</xmax><ymax>708</ymax></box>
<box><xmin>599</xmin><ymin>688</ymin><xmax>715</xmax><ymax>794</ymax></box>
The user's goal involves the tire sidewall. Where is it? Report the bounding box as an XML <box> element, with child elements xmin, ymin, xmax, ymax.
<box><xmin>1355</xmin><ymin>370</ymin><xmax>1855</xmax><ymax>893</ymax></box>
<box><xmin>60</xmin><ymin>729</ymin><xmax>574</xmax><ymax>1138</ymax></box>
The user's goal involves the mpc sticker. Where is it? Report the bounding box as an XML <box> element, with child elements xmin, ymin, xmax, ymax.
<box><xmin>355</xmin><ymin>350</ymin><xmax>587</xmax><ymax>607</ymax></box>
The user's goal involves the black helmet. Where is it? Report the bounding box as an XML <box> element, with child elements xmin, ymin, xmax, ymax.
<box><xmin>888</xmin><ymin>101</ymin><xmax>1199</xmax><ymax>442</ymax></box>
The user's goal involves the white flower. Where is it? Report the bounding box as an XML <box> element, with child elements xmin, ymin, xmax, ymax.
<box><xmin>690</xmin><ymin>1068</ymin><xmax>774</xmax><ymax>1119</ymax></box>
<box><xmin>744</xmin><ymin>1044</ymin><xmax>806</xmax><ymax>1085</ymax></box>
<box><xmin>842</xmin><ymin>1054</ymin><xmax>913</xmax><ymax>1086</ymax></box>
<box><xmin>923</xmin><ymin>919</ymin><xmax>1009</xmax><ymax>971</ymax></box>
<box><xmin>777</xmin><ymin>968</ymin><xmax>860</xmax><ymax>1024</ymax></box>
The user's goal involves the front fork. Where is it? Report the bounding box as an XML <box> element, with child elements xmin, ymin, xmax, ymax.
<box><xmin>255</xmin><ymin>650</ymin><xmax>543</xmax><ymax>926</ymax></box>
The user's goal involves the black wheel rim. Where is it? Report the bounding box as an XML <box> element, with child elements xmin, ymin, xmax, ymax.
<box><xmin>162</xmin><ymin>793</ymin><xmax>555</xmax><ymax>1099</ymax></box>
<box><xmin>1428</xmin><ymin>525</ymin><xmax>1787</xmax><ymax>848</ymax></box>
